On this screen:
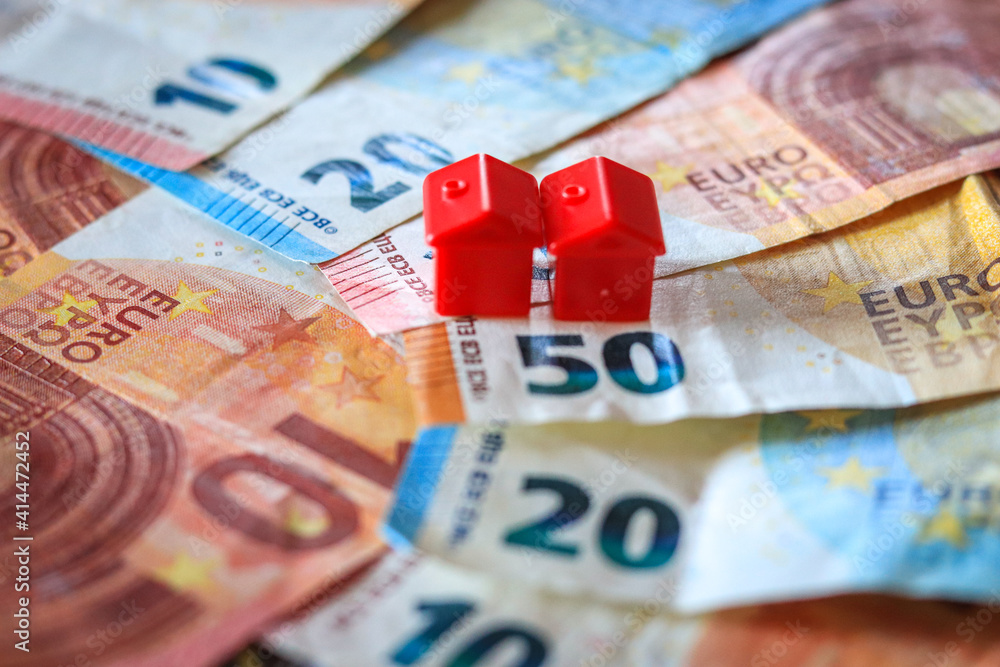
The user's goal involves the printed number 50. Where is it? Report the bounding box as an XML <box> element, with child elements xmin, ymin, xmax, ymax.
<box><xmin>516</xmin><ymin>332</ymin><xmax>684</xmax><ymax>395</ymax></box>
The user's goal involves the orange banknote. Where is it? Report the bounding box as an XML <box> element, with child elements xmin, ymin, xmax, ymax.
<box><xmin>0</xmin><ymin>120</ymin><xmax>143</xmax><ymax>277</ymax></box>
<box><xmin>535</xmin><ymin>0</ymin><xmax>1000</xmax><ymax>276</ymax></box>
<box><xmin>0</xmin><ymin>189</ymin><xmax>415</xmax><ymax>666</ymax></box>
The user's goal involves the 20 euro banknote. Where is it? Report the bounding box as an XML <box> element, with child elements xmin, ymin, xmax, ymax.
<box><xmin>90</xmin><ymin>0</ymin><xmax>830</xmax><ymax>262</ymax></box>
<box><xmin>0</xmin><ymin>0</ymin><xmax>424</xmax><ymax>170</ymax></box>
<box><xmin>384</xmin><ymin>394</ymin><xmax>1000</xmax><ymax>614</ymax></box>
<box><xmin>402</xmin><ymin>174</ymin><xmax>1000</xmax><ymax>426</ymax></box>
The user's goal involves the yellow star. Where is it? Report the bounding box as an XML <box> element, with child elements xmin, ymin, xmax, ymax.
<box><xmin>446</xmin><ymin>61</ymin><xmax>487</xmax><ymax>85</ymax></box>
<box><xmin>151</xmin><ymin>552</ymin><xmax>217</xmax><ymax>593</ymax></box>
<box><xmin>755</xmin><ymin>182</ymin><xmax>803</xmax><ymax>208</ymax></box>
<box><xmin>284</xmin><ymin>504</ymin><xmax>331</xmax><ymax>539</ymax></box>
<box><xmin>169</xmin><ymin>281</ymin><xmax>218</xmax><ymax>321</ymax></box>
<box><xmin>919</xmin><ymin>510</ymin><xmax>967</xmax><ymax>548</ymax></box>
<box><xmin>322</xmin><ymin>367</ymin><xmax>383</xmax><ymax>409</ymax></box>
<box><xmin>650</xmin><ymin>28</ymin><xmax>686</xmax><ymax>49</ymax></box>
<box><xmin>650</xmin><ymin>162</ymin><xmax>692</xmax><ymax>193</ymax></box>
<box><xmin>797</xmin><ymin>409</ymin><xmax>864</xmax><ymax>432</ymax></box>
<box><xmin>39</xmin><ymin>292</ymin><xmax>97</xmax><ymax>326</ymax></box>
<box><xmin>817</xmin><ymin>456</ymin><xmax>885</xmax><ymax>493</ymax></box>
<box><xmin>557</xmin><ymin>59</ymin><xmax>601</xmax><ymax>85</ymax></box>
<box><xmin>803</xmin><ymin>272</ymin><xmax>873</xmax><ymax>313</ymax></box>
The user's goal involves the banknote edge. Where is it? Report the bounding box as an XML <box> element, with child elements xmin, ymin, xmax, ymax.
<box><xmin>381</xmin><ymin>425</ymin><xmax>458</xmax><ymax>551</ymax></box>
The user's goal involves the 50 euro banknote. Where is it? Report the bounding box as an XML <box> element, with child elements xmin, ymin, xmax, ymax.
<box><xmin>400</xmin><ymin>173</ymin><xmax>1000</xmax><ymax>427</ymax></box>
<box><xmin>0</xmin><ymin>0</ymin><xmax>424</xmax><ymax>170</ymax></box>
<box><xmin>383</xmin><ymin>393</ymin><xmax>1000</xmax><ymax>614</ymax></box>
<box><xmin>90</xmin><ymin>0</ymin><xmax>830</xmax><ymax>261</ymax></box>
<box><xmin>0</xmin><ymin>189</ymin><xmax>416</xmax><ymax>667</ymax></box>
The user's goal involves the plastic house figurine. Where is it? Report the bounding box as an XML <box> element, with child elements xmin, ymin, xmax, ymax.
<box><xmin>541</xmin><ymin>156</ymin><xmax>665</xmax><ymax>321</ymax></box>
<box><xmin>424</xmin><ymin>154</ymin><xmax>543</xmax><ymax>317</ymax></box>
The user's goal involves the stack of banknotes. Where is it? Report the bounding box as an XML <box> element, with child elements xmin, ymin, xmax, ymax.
<box><xmin>4</xmin><ymin>0</ymin><xmax>1000</xmax><ymax>665</ymax></box>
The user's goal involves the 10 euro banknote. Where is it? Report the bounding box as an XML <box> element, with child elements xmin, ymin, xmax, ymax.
<box><xmin>0</xmin><ymin>0</ymin><xmax>424</xmax><ymax>169</ymax></box>
<box><xmin>0</xmin><ymin>190</ymin><xmax>415</xmax><ymax>667</ymax></box>
<box><xmin>91</xmin><ymin>0</ymin><xmax>829</xmax><ymax>261</ymax></box>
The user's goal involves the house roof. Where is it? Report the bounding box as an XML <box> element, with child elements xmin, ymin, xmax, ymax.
<box><xmin>424</xmin><ymin>154</ymin><xmax>543</xmax><ymax>247</ymax></box>
<box><xmin>542</xmin><ymin>157</ymin><xmax>665</xmax><ymax>257</ymax></box>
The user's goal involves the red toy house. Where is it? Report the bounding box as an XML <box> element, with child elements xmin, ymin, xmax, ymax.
<box><xmin>424</xmin><ymin>154</ymin><xmax>543</xmax><ymax>317</ymax></box>
<box><xmin>541</xmin><ymin>157</ymin><xmax>665</xmax><ymax>322</ymax></box>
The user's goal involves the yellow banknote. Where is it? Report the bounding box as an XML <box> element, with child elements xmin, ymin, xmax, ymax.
<box><xmin>404</xmin><ymin>173</ymin><xmax>1000</xmax><ymax>426</ymax></box>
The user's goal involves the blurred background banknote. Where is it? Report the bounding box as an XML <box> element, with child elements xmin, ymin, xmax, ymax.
<box><xmin>0</xmin><ymin>190</ymin><xmax>415</xmax><ymax>666</ymax></box>
<box><xmin>401</xmin><ymin>173</ymin><xmax>1000</xmax><ymax>426</ymax></box>
<box><xmin>0</xmin><ymin>120</ymin><xmax>144</xmax><ymax>278</ymax></box>
<box><xmin>89</xmin><ymin>0</ymin><xmax>829</xmax><ymax>262</ymax></box>
<box><xmin>0</xmin><ymin>0</ymin><xmax>425</xmax><ymax>170</ymax></box>
<box><xmin>6</xmin><ymin>0</ymin><xmax>1000</xmax><ymax>665</ymax></box>
<box><xmin>254</xmin><ymin>551</ymin><xmax>1000</xmax><ymax>667</ymax></box>
<box><xmin>383</xmin><ymin>394</ymin><xmax>1000</xmax><ymax>613</ymax></box>
<box><xmin>326</xmin><ymin>0</ymin><xmax>1000</xmax><ymax>335</ymax></box>
<box><xmin>537</xmin><ymin>0</ymin><xmax>1000</xmax><ymax>276</ymax></box>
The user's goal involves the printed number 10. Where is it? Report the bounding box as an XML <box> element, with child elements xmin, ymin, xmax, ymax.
<box><xmin>392</xmin><ymin>601</ymin><xmax>548</xmax><ymax>666</ymax></box>
<box><xmin>155</xmin><ymin>58</ymin><xmax>277</xmax><ymax>114</ymax></box>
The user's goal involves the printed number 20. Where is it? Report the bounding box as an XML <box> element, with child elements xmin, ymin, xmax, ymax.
<box><xmin>301</xmin><ymin>134</ymin><xmax>452</xmax><ymax>213</ymax></box>
<box><xmin>516</xmin><ymin>332</ymin><xmax>684</xmax><ymax>395</ymax></box>
<box><xmin>504</xmin><ymin>476</ymin><xmax>681</xmax><ymax>570</ymax></box>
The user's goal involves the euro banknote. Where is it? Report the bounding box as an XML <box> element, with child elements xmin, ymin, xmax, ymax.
<box><xmin>384</xmin><ymin>393</ymin><xmax>1000</xmax><ymax>613</ymax></box>
<box><xmin>0</xmin><ymin>189</ymin><xmax>416</xmax><ymax>666</ymax></box>
<box><xmin>383</xmin><ymin>419</ymin><xmax>732</xmax><ymax>603</ymax></box>
<box><xmin>401</xmin><ymin>173</ymin><xmax>1000</xmax><ymax>426</ymax></box>
<box><xmin>327</xmin><ymin>0</ymin><xmax>1000</xmax><ymax>333</ymax></box>
<box><xmin>534</xmin><ymin>0</ymin><xmax>1000</xmax><ymax>277</ymax></box>
<box><xmin>91</xmin><ymin>0</ymin><xmax>831</xmax><ymax>262</ymax></box>
<box><xmin>272</xmin><ymin>551</ymin><xmax>1000</xmax><ymax>666</ymax></box>
<box><xmin>0</xmin><ymin>120</ymin><xmax>143</xmax><ymax>277</ymax></box>
<box><xmin>679</xmin><ymin>393</ymin><xmax>1000</xmax><ymax>613</ymax></box>
<box><xmin>0</xmin><ymin>0</ymin><xmax>424</xmax><ymax>170</ymax></box>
